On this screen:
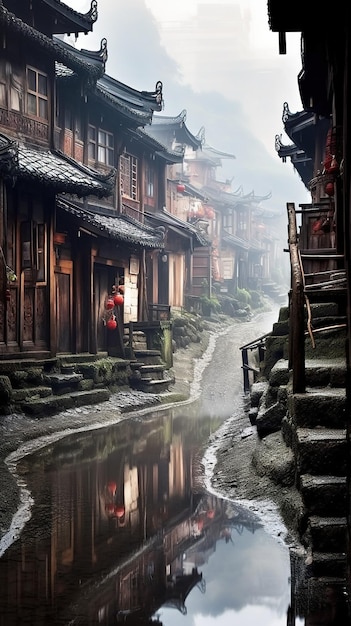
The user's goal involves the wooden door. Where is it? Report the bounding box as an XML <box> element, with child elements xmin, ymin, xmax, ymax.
<box><xmin>55</xmin><ymin>260</ymin><xmax>72</xmax><ymax>353</ymax></box>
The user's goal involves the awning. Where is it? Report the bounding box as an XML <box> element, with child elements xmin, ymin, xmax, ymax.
<box><xmin>57</xmin><ymin>198</ymin><xmax>165</xmax><ymax>249</ymax></box>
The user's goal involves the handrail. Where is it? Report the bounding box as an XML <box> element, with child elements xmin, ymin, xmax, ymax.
<box><xmin>240</xmin><ymin>332</ymin><xmax>271</xmax><ymax>393</ymax></box>
<box><xmin>287</xmin><ymin>202</ymin><xmax>306</xmax><ymax>392</ymax></box>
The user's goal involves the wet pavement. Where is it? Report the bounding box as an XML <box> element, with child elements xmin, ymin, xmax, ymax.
<box><xmin>0</xmin><ymin>308</ymin><xmax>350</xmax><ymax>624</ymax></box>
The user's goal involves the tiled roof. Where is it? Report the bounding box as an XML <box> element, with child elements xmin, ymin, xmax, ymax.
<box><xmin>145</xmin><ymin>209</ymin><xmax>210</xmax><ymax>247</ymax></box>
<box><xmin>0</xmin><ymin>133</ymin><xmax>115</xmax><ymax>198</ymax></box>
<box><xmin>94</xmin><ymin>76</ymin><xmax>163</xmax><ymax>124</ymax></box>
<box><xmin>41</xmin><ymin>0</ymin><xmax>98</xmax><ymax>34</ymax></box>
<box><xmin>0</xmin><ymin>5</ymin><xmax>104</xmax><ymax>81</ymax></box>
<box><xmin>148</xmin><ymin>110</ymin><xmax>202</xmax><ymax>151</ymax></box>
<box><xmin>57</xmin><ymin>199</ymin><xmax>165</xmax><ymax>249</ymax></box>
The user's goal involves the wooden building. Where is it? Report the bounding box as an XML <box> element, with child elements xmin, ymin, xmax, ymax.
<box><xmin>0</xmin><ymin>0</ymin><xmax>166</xmax><ymax>368</ymax></box>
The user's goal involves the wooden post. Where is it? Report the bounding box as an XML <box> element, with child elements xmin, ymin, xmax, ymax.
<box><xmin>287</xmin><ymin>202</ymin><xmax>306</xmax><ymax>393</ymax></box>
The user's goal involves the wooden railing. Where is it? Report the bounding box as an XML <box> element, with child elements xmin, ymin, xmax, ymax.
<box><xmin>287</xmin><ymin>202</ymin><xmax>306</xmax><ymax>393</ymax></box>
<box><xmin>287</xmin><ymin>202</ymin><xmax>346</xmax><ymax>393</ymax></box>
<box><xmin>240</xmin><ymin>333</ymin><xmax>270</xmax><ymax>393</ymax></box>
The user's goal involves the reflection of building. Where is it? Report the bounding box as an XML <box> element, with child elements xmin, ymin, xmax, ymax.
<box><xmin>0</xmin><ymin>412</ymin><xmax>258</xmax><ymax>624</ymax></box>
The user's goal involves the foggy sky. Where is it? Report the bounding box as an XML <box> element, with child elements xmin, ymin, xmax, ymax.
<box><xmin>67</xmin><ymin>0</ymin><xmax>310</xmax><ymax>215</ymax></box>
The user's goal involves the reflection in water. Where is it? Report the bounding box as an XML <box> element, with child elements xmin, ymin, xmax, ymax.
<box><xmin>0</xmin><ymin>405</ymin><xmax>349</xmax><ymax>625</ymax></box>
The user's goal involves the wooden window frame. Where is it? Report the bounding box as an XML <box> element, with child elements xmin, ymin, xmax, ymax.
<box><xmin>88</xmin><ymin>124</ymin><xmax>114</xmax><ymax>166</ymax></box>
<box><xmin>120</xmin><ymin>153</ymin><xmax>138</xmax><ymax>200</ymax></box>
<box><xmin>26</xmin><ymin>66</ymin><xmax>48</xmax><ymax>120</ymax></box>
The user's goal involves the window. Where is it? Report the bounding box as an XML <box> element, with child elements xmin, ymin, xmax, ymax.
<box><xmin>88</xmin><ymin>125</ymin><xmax>114</xmax><ymax>165</ymax></box>
<box><xmin>120</xmin><ymin>153</ymin><xmax>138</xmax><ymax>200</ymax></box>
<box><xmin>26</xmin><ymin>67</ymin><xmax>48</xmax><ymax>119</ymax></box>
<box><xmin>145</xmin><ymin>165</ymin><xmax>154</xmax><ymax>197</ymax></box>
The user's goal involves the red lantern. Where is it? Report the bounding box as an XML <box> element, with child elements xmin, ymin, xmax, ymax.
<box><xmin>176</xmin><ymin>183</ymin><xmax>185</xmax><ymax>193</ymax></box>
<box><xmin>205</xmin><ymin>207</ymin><xmax>215</xmax><ymax>220</ymax></box>
<box><xmin>105</xmin><ymin>503</ymin><xmax>115</xmax><ymax>516</ymax></box>
<box><xmin>107</xmin><ymin>481</ymin><xmax>117</xmax><ymax>495</ymax></box>
<box><xmin>107</xmin><ymin>317</ymin><xmax>117</xmax><ymax>330</ymax></box>
<box><xmin>207</xmin><ymin>509</ymin><xmax>215</xmax><ymax>519</ymax></box>
<box><xmin>113</xmin><ymin>293</ymin><xmax>124</xmax><ymax>306</ymax></box>
<box><xmin>105</xmin><ymin>298</ymin><xmax>114</xmax><ymax>310</ymax></box>
<box><xmin>118</xmin><ymin>285</ymin><xmax>125</xmax><ymax>294</ymax></box>
<box><xmin>114</xmin><ymin>505</ymin><xmax>125</xmax><ymax>519</ymax></box>
<box><xmin>325</xmin><ymin>182</ymin><xmax>334</xmax><ymax>196</ymax></box>
<box><xmin>329</xmin><ymin>156</ymin><xmax>339</xmax><ymax>174</ymax></box>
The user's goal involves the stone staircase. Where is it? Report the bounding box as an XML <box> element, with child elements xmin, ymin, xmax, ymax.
<box><xmin>0</xmin><ymin>353</ymin><xmax>132</xmax><ymax>417</ymax></box>
<box><xmin>125</xmin><ymin>329</ymin><xmax>173</xmax><ymax>393</ymax></box>
<box><xmin>251</xmin><ymin>299</ymin><xmax>348</xmax><ymax>583</ymax></box>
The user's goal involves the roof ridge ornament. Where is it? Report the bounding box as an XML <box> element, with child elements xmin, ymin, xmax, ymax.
<box><xmin>87</xmin><ymin>0</ymin><xmax>98</xmax><ymax>23</ymax></box>
<box><xmin>196</xmin><ymin>126</ymin><xmax>206</xmax><ymax>145</ymax></box>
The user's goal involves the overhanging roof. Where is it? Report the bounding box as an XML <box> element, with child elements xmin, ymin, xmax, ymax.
<box><xmin>0</xmin><ymin>133</ymin><xmax>115</xmax><ymax>198</ymax></box>
<box><xmin>3</xmin><ymin>0</ymin><xmax>98</xmax><ymax>36</ymax></box>
<box><xmin>57</xmin><ymin>199</ymin><xmax>165</xmax><ymax>249</ymax></box>
<box><xmin>145</xmin><ymin>209</ymin><xmax>210</xmax><ymax>247</ymax></box>
<box><xmin>0</xmin><ymin>4</ymin><xmax>104</xmax><ymax>81</ymax></box>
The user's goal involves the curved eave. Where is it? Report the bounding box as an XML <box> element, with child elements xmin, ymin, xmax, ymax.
<box><xmin>145</xmin><ymin>210</ymin><xmax>210</xmax><ymax>247</ymax></box>
<box><xmin>0</xmin><ymin>133</ymin><xmax>115</xmax><ymax>198</ymax></box>
<box><xmin>0</xmin><ymin>5</ymin><xmax>103</xmax><ymax>81</ymax></box>
<box><xmin>151</xmin><ymin>111</ymin><xmax>201</xmax><ymax>150</ymax></box>
<box><xmin>93</xmin><ymin>86</ymin><xmax>152</xmax><ymax>125</ymax></box>
<box><xmin>43</xmin><ymin>0</ymin><xmax>98</xmax><ymax>35</ymax></box>
<box><xmin>55</xmin><ymin>37</ymin><xmax>107</xmax><ymax>75</ymax></box>
<box><xmin>58</xmin><ymin>199</ymin><xmax>164</xmax><ymax>248</ymax></box>
<box><xmin>98</xmin><ymin>75</ymin><xmax>163</xmax><ymax>113</ymax></box>
<box><xmin>136</xmin><ymin>129</ymin><xmax>184</xmax><ymax>162</ymax></box>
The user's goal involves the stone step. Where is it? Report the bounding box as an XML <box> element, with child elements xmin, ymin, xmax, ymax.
<box><xmin>11</xmin><ymin>385</ymin><xmax>53</xmax><ymax>402</ymax></box>
<box><xmin>58</xmin><ymin>352</ymin><xmax>109</xmax><ymax>364</ymax></box>
<box><xmin>308</xmin><ymin>552</ymin><xmax>347</xmax><ymax>578</ymax></box>
<box><xmin>44</xmin><ymin>372</ymin><xmax>84</xmax><ymax>395</ymax></box>
<box><xmin>139</xmin><ymin>364</ymin><xmax>166</xmax><ymax>380</ymax></box>
<box><xmin>301</xmin><ymin>576</ymin><xmax>348</xmax><ymax>614</ymax></box>
<box><xmin>295</xmin><ymin>428</ymin><xmax>347</xmax><ymax>475</ymax></box>
<box><xmin>133</xmin><ymin>349</ymin><xmax>163</xmax><ymax>365</ymax></box>
<box><xmin>304</xmin><ymin>326</ymin><xmax>347</xmax><ymax>359</ymax></box>
<box><xmin>20</xmin><ymin>388</ymin><xmax>110</xmax><ymax>416</ymax></box>
<box><xmin>268</xmin><ymin>358</ymin><xmax>346</xmax><ymax>389</ymax></box>
<box><xmin>289</xmin><ymin>387</ymin><xmax>346</xmax><ymax>428</ymax></box>
<box><xmin>300</xmin><ymin>474</ymin><xmax>347</xmax><ymax>516</ymax></box>
<box><xmin>307</xmin><ymin>516</ymin><xmax>347</xmax><ymax>552</ymax></box>
<box><xmin>130</xmin><ymin>377</ymin><xmax>172</xmax><ymax>394</ymax></box>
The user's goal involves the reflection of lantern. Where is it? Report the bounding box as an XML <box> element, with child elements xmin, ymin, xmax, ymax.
<box><xmin>105</xmin><ymin>298</ymin><xmax>114</xmax><ymax>310</ymax></box>
<box><xmin>207</xmin><ymin>509</ymin><xmax>215</xmax><ymax>519</ymax></box>
<box><xmin>105</xmin><ymin>503</ymin><xmax>115</xmax><ymax>516</ymax></box>
<box><xmin>176</xmin><ymin>183</ymin><xmax>185</xmax><ymax>193</ymax></box>
<box><xmin>114</xmin><ymin>505</ymin><xmax>125</xmax><ymax>518</ymax></box>
<box><xmin>113</xmin><ymin>293</ymin><xmax>124</xmax><ymax>306</ymax></box>
<box><xmin>107</xmin><ymin>317</ymin><xmax>117</xmax><ymax>330</ymax></box>
<box><xmin>107</xmin><ymin>481</ymin><xmax>117</xmax><ymax>495</ymax></box>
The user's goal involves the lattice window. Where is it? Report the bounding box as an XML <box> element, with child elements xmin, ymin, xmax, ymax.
<box><xmin>120</xmin><ymin>153</ymin><xmax>138</xmax><ymax>200</ymax></box>
<box><xmin>88</xmin><ymin>125</ymin><xmax>114</xmax><ymax>165</ymax></box>
<box><xmin>26</xmin><ymin>66</ymin><xmax>48</xmax><ymax>119</ymax></box>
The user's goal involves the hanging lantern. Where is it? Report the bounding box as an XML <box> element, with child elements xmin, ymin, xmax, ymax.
<box><xmin>118</xmin><ymin>285</ymin><xmax>125</xmax><ymax>294</ymax></box>
<box><xmin>107</xmin><ymin>316</ymin><xmax>117</xmax><ymax>330</ymax></box>
<box><xmin>176</xmin><ymin>183</ymin><xmax>185</xmax><ymax>193</ymax></box>
<box><xmin>329</xmin><ymin>156</ymin><xmax>339</xmax><ymax>174</ymax></box>
<box><xmin>107</xmin><ymin>481</ymin><xmax>117</xmax><ymax>496</ymax></box>
<box><xmin>114</xmin><ymin>505</ymin><xmax>125</xmax><ymax>519</ymax></box>
<box><xmin>105</xmin><ymin>298</ymin><xmax>114</xmax><ymax>310</ymax></box>
<box><xmin>113</xmin><ymin>293</ymin><xmax>124</xmax><ymax>306</ymax></box>
<box><xmin>105</xmin><ymin>503</ymin><xmax>115</xmax><ymax>516</ymax></box>
<box><xmin>325</xmin><ymin>182</ymin><xmax>334</xmax><ymax>196</ymax></box>
<box><xmin>205</xmin><ymin>206</ymin><xmax>215</xmax><ymax>220</ymax></box>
